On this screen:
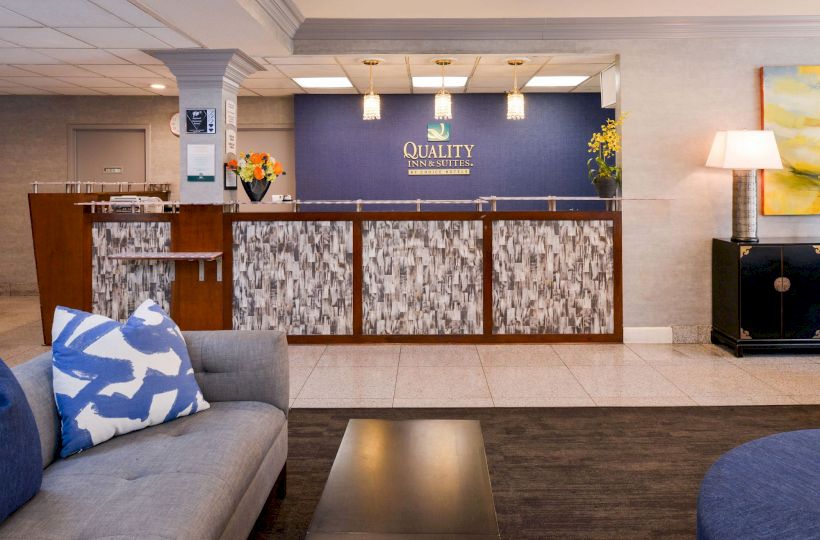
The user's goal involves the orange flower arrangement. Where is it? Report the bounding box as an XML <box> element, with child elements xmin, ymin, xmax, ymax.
<box><xmin>226</xmin><ymin>152</ymin><xmax>285</xmax><ymax>183</ymax></box>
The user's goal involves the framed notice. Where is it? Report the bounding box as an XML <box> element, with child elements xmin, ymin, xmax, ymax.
<box><xmin>186</xmin><ymin>144</ymin><xmax>215</xmax><ymax>182</ymax></box>
<box><xmin>225</xmin><ymin>128</ymin><xmax>237</xmax><ymax>156</ymax></box>
<box><xmin>224</xmin><ymin>164</ymin><xmax>237</xmax><ymax>190</ymax></box>
<box><xmin>186</xmin><ymin>108</ymin><xmax>216</xmax><ymax>134</ymax></box>
<box><xmin>225</xmin><ymin>100</ymin><xmax>237</xmax><ymax>126</ymax></box>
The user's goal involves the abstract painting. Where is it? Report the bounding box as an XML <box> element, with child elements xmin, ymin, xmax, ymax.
<box><xmin>761</xmin><ymin>66</ymin><xmax>820</xmax><ymax>215</ymax></box>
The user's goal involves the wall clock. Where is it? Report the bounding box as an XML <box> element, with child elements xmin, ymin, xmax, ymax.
<box><xmin>170</xmin><ymin>112</ymin><xmax>180</xmax><ymax>137</ymax></box>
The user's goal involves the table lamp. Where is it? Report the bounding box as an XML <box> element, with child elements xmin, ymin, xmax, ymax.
<box><xmin>706</xmin><ymin>130</ymin><xmax>783</xmax><ymax>242</ymax></box>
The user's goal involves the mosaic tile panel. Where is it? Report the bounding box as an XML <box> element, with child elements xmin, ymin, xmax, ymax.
<box><xmin>233</xmin><ymin>221</ymin><xmax>353</xmax><ymax>334</ymax></box>
<box><xmin>92</xmin><ymin>221</ymin><xmax>172</xmax><ymax>322</ymax></box>
<box><xmin>493</xmin><ymin>220</ymin><xmax>614</xmax><ymax>334</ymax></box>
<box><xmin>362</xmin><ymin>220</ymin><xmax>483</xmax><ymax>335</ymax></box>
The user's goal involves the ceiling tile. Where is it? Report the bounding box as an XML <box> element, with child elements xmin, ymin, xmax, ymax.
<box><xmin>4</xmin><ymin>87</ymin><xmax>57</xmax><ymax>94</ymax></box>
<box><xmin>105</xmin><ymin>48</ymin><xmax>163</xmax><ymax>64</ymax></box>
<box><xmin>89</xmin><ymin>0</ymin><xmax>164</xmax><ymax>27</ymax></box>
<box><xmin>275</xmin><ymin>64</ymin><xmax>346</xmax><ymax>78</ymax></box>
<box><xmin>12</xmin><ymin>64</ymin><xmax>98</xmax><ymax>77</ymax></box>
<box><xmin>571</xmin><ymin>86</ymin><xmax>601</xmax><ymax>94</ymax></box>
<box><xmin>333</xmin><ymin>54</ymin><xmax>407</xmax><ymax>66</ymax></box>
<box><xmin>0</xmin><ymin>6</ymin><xmax>40</xmax><ymax>26</ymax></box>
<box><xmin>407</xmin><ymin>54</ymin><xmax>477</xmax><ymax>66</ymax></box>
<box><xmin>237</xmin><ymin>88</ymin><xmax>260</xmax><ymax>96</ymax></box>
<box><xmin>59</xmin><ymin>27</ymin><xmax>168</xmax><ymax>48</ymax></box>
<box><xmin>373</xmin><ymin>86</ymin><xmax>411</xmax><ymax>94</ymax></box>
<box><xmin>143</xmin><ymin>64</ymin><xmax>173</xmax><ymax>78</ymax></box>
<box><xmin>344</xmin><ymin>64</ymin><xmax>407</xmax><ymax>79</ymax></box>
<box><xmin>252</xmin><ymin>88</ymin><xmax>304</xmax><ymax>96</ymax></box>
<box><xmin>369</xmin><ymin>76</ymin><xmax>411</xmax><ymax>88</ymax></box>
<box><xmin>54</xmin><ymin>86</ymin><xmax>105</xmax><ymax>95</ymax></box>
<box><xmin>95</xmin><ymin>86</ymin><xmax>153</xmax><ymax>95</ymax></box>
<box><xmin>548</xmin><ymin>54</ymin><xmax>616</xmax><ymax>65</ymax></box>
<box><xmin>465</xmin><ymin>86</ymin><xmax>508</xmax><ymax>93</ymax></box>
<box><xmin>0</xmin><ymin>65</ymin><xmax>38</xmax><ymax>76</ymax></box>
<box><xmin>0</xmin><ymin>77</ymin><xmax>28</xmax><ymax>87</ymax></box>
<box><xmin>0</xmin><ymin>28</ymin><xmax>93</xmax><ymax>48</ymax></box>
<box><xmin>409</xmin><ymin>64</ymin><xmax>474</xmax><ymax>77</ymax></box>
<box><xmin>0</xmin><ymin>39</ymin><xmax>17</xmax><ymax>47</ymax></box>
<box><xmin>0</xmin><ymin>48</ymin><xmax>64</xmax><ymax>64</ymax></box>
<box><xmin>115</xmin><ymin>76</ymin><xmax>175</xmax><ymax>88</ymax></box>
<box><xmin>80</xmin><ymin>64</ymin><xmax>158</xmax><ymax>77</ymax></box>
<box><xmin>305</xmin><ymin>87</ymin><xmax>357</xmax><ymax>95</ymax></box>
<box><xmin>57</xmin><ymin>76</ymin><xmax>130</xmax><ymax>87</ymax></box>
<box><xmin>535</xmin><ymin>64</ymin><xmax>610</xmax><ymax>76</ymax></box>
<box><xmin>523</xmin><ymin>87</ymin><xmax>576</xmax><ymax>93</ymax></box>
<box><xmin>0</xmin><ymin>0</ymin><xmax>130</xmax><ymax>27</ymax></box>
<box><xmin>3</xmin><ymin>75</ymin><xmax>79</xmax><ymax>88</ymax></box>
<box><xmin>36</xmin><ymin>48</ymin><xmax>128</xmax><ymax>64</ymax></box>
<box><xmin>477</xmin><ymin>55</ymin><xmax>552</xmax><ymax>66</ymax></box>
<box><xmin>140</xmin><ymin>27</ymin><xmax>199</xmax><ymax>48</ymax></box>
<box><xmin>264</xmin><ymin>56</ymin><xmax>337</xmax><ymax>65</ymax></box>
<box><xmin>242</xmin><ymin>78</ymin><xmax>299</xmax><ymax>89</ymax></box>
<box><xmin>247</xmin><ymin>66</ymin><xmax>286</xmax><ymax>78</ymax></box>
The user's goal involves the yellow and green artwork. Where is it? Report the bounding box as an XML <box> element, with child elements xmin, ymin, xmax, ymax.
<box><xmin>761</xmin><ymin>66</ymin><xmax>820</xmax><ymax>215</ymax></box>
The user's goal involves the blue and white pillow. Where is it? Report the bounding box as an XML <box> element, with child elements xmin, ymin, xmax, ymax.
<box><xmin>51</xmin><ymin>300</ymin><xmax>209</xmax><ymax>457</ymax></box>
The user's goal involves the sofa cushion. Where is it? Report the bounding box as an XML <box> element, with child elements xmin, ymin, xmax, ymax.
<box><xmin>0</xmin><ymin>401</ymin><xmax>285</xmax><ymax>540</ymax></box>
<box><xmin>0</xmin><ymin>360</ymin><xmax>43</xmax><ymax>524</ymax></box>
<box><xmin>51</xmin><ymin>300</ymin><xmax>209</xmax><ymax>457</ymax></box>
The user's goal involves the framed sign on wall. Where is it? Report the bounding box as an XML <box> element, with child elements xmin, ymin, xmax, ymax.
<box><xmin>186</xmin><ymin>108</ymin><xmax>216</xmax><ymax>134</ymax></box>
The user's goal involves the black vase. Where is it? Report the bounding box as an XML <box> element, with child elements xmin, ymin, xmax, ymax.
<box><xmin>242</xmin><ymin>179</ymin><xmax>271</xmax><ymax>202</ymax></box>
<box><xmin>594</xmin><ymin>176</ymin><xmax>618</xmax><ymax>198</ymax></box>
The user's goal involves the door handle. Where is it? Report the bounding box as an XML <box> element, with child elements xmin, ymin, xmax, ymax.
<box><xmin>774</xmin><ymin>276</ymin><xmax>791</xmax><ymax>293</ymax></box>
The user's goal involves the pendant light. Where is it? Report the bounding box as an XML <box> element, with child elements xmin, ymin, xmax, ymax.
<box><xmin>506</xmin><ymin>58</ymin><xmax>527</xmax><ymax>120</ymax></box>
<box><xmin>433</xmin><ymin>59</ymin><xmax>452</xmax><ymax>120</ymax></box>
<box><xmin>362</xmin><ymin>58</ymin><xmax>381</xmax><ymax>120</ymax></box>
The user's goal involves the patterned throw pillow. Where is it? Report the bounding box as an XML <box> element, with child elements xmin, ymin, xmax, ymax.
<box><xmin>51</xmin><ymin>300</ymin><xmax>209</xmax><ymax>457</ymax></box>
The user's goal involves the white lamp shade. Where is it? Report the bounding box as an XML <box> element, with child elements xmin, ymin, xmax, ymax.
<box><xmin>706</xmin><ymin>130</ymin><xmax>783</xmax><ymax>170</ymax></box>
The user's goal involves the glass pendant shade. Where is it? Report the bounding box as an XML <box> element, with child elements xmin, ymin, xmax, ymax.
<box><xmin>506</xmin><ymin>91</ymin><xmax>525</xmax><ymax>120</ymax></box>
<box><xmin>363</xmin><ymin>92</ymin><xmax>381</xmax><ymax>120</ymax></box>
<box><xmin>434</xmin><ymin>90</ymin><xmax>452</xmax><ymax>120</ymax></box>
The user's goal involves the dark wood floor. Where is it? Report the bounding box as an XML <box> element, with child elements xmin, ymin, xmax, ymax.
<box><xmin>250</xmin><ymin>406</ymin><xmax>820</xmax><ymax>539</ymax></box>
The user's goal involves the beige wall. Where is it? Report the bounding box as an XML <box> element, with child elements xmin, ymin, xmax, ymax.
<box><xmin>0</xmin><ymin>95</ymin><xmax>293</xmax><ymax>295</ymax></box>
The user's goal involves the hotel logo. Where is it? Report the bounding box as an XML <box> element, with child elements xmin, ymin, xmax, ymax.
<box><xmin>404</xmin><ymin>123</ymin><xmax>474</xmax><ymax>176</ymax></box>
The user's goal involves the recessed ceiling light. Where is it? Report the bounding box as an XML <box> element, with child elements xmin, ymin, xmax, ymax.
<box><xmin>293</xmin><ymin>77</ymin><xmax>353</xmax><ymax>88</ymax></box>
<box><xmin>525</xmin><ymin>76</ymin><xmax>589</xmax><ymax>88</ymax></box>
<box><xmin>412</xmin><ymin>76</ymin><xmax>468</xmax><ymax>88</ymax></box>
<box><xmin>149</xmin><ymin>83</ymin><xmax>166</xmax><ymax>89</ymax></box>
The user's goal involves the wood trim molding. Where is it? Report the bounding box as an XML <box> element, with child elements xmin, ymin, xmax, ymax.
<box><xmin>294</xmin><ymin>16</ymin><xmax>820</xmax><ymax>44</ymax></box>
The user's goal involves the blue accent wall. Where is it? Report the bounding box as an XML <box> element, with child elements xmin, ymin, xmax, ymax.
<box><xmin>295</xmin><ymin>93</ymin><xmax>613</xmax><ymax>206</ymax></box>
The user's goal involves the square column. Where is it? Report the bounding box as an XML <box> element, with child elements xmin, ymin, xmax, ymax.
<box><xmin>147</xmin><ymin>49</ymin><xmax>263</xmax><ymax>203</ymax></box>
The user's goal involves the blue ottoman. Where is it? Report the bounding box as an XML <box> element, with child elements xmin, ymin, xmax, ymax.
<box><xmin>697</xmin><ymin>429</ymin><xmax>820</xmax><ymax>539</ymax></box>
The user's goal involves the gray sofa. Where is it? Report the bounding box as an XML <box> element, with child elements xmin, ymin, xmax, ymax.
<box><xmin>1</xmin><ymin>330</ymin><xmax>289</xmax><ymax>540</ymax></box>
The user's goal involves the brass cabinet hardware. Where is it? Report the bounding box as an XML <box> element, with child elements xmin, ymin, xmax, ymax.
<box><xmin>740</xmin><ymin>328</ymin><xmax>752</xmax><ymax>339</ymax></box>
<box><xmin>773</xmin><ymin>276</ymin><xmax>791</xmax><ymax>293</ymax></box>
<box><xmin>739</xmin><ymin>246</ymin><xmax>752</xmax><ymax>258</ymax></box>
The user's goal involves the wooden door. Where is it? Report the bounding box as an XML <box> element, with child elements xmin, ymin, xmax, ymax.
<box><xmin>74</xmin><ymin>128</ymin><xmax>147</xmax><ymax>183</ymax></box>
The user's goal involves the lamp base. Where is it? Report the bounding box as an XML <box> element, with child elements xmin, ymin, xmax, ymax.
<box><xmin>731</xmin><ymin>169</ymin><xmax>758</xmax><ymax>243</ymax></box>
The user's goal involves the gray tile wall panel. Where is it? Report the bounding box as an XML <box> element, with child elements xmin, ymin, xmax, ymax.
<box><xmin>232</xmin><ymin>221</ymin><xmax>353</xmax><ymax>334</ymax></box>
<box><xmin>362</xmin><ymin>220</ymin><xmax>483</xmax><ymax>335</ymax></box>
<box><xmin>493</xmin><ymin>220</ymin><xmax>614</xmax><ymax>334</ymax></box>
<box><xmin>91</xmin><ymin>221</ymin><xmax>172</xmax><ymax>321</ymax></box>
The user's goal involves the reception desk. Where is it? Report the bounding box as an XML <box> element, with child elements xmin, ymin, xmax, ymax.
<box><xmin>32</xmin><ymin>198</ymin><xmax>622</xmax><ymax>344</ymax></box>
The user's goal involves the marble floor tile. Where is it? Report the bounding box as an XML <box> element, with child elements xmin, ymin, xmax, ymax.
<box><xmin>393</xmin><ymin>398</ymin><xmax>495</xmax><ymax>408</ymax></box>
<box><xmin>735</xmin><ymin>363</ymin><xmax>820</xmax><ymax>396</ymax></box>
<box><xmin>592</xmin><ymin>396</ymin><xmax>697</xmax><ymax>407</ymax></box>
<box><xmin>292</xmin><ymin>398</ymin><xmax>394</xmax><ymax>408</ymax></box>
<box><xmin>288</xmin><ymin>345</ymin><xmax>325</xmax><ymax>369</ymax></box>
<box><xmin>289</xmin><ymin>365</ymin><xmax>314</xmax><ymax>399</ymax></box>
<box><xmin>395</xmin><ymin>366</ymin><xmax>491</xmax><ymax>400</ymax></box>
<box><xmin>553</xmin><ymin>344</ymin><xmax>645</xmax><ymax>366</ymax></box>
<box><xmin>789</xmin><ymin>394</ymin><xmax>820</xmax><ymax>405</ymax></box>
<box><xmin>476</xmin><ymin>344</ymin><xmax>564</xmax><ymax>367</ymax></box>
<box><xmin>628</xmin><ymin>344</ymin><xmax>735</xmax><ymax>365</ymax></box>
<box><xmin>399</xmin><ymin>345</ymin><xmax>480</xmax><ymax>367</ymax></box>
<box><xmin>730</xmin><ymin>355</ymin><xmax>820</xmax><ymax>366</ymax></box>
<box><xmin>568</xmin><ymin>365</ymin><xmax>687</xmax><ymax>398</ymax></box>
<box><xmin>690</xmin><ymin>395</ymin><xmax>798</xmax><ymax>406</ymax></box>
<box><xmin>653</xmin><ymin>364</ymin><xmax>783</xmax><ymax>398</ymax></box>
<box><xmin>299</xmin><ymin>366</ymin><xmax>397</xmax><ymax>399</ymax></box>
<box><xmin>493</xmin><ymin>396</ymin><xmax>595</xmax><ymax>407</ymax></box>
<box><xmin>317</xmin><ymin>345</ymin><xmax>400</xmax><ymax>367</ymax></box>
<box><xmin>483</xmin><ymin>366</ymin><xmax>589</xmax><ymax>399</ymax></box>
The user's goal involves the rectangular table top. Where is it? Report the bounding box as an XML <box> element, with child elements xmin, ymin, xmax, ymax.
<box><xmin>307</xmin><ymin>419</ymin><xmax>500</xmax><ymax>539</ymax></box>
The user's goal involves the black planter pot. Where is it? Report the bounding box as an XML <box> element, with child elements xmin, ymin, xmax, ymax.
<box><xmin>242</xmin><ymin>179</ymin><xmax>271</xmax><ymax>202</ymax></box>
<box><xmin>594</xmin><ymin>176</ymin><xmax>618</xmax><ymax>198</ymax></box>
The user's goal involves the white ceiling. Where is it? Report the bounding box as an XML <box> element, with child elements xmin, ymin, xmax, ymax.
<box><xmin>294</xmin><ymin>0</ymin><xmax>820</xmax><ymax>18</ymax></box>
<box><xmin>0</xmin><ymin>0</ymin><xmax>615</xmax><ymax>96</ymax></box>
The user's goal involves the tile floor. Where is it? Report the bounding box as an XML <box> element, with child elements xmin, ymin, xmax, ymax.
<box><xmin>2</xmin><ymin>297</ymin><xmax>819</xmax><ymax>408</ymax></box>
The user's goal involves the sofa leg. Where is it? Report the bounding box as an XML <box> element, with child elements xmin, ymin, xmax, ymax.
<box><xmin>275</xmin><ymin>463</ymin><xmax>287</xmax><ymax>499</ymax></box>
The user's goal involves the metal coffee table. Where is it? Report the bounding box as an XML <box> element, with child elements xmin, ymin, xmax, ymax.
<box><xmin>306</xmin><ymin>419</ymin><xmax>500</xmax><ymax>539</ymax></box>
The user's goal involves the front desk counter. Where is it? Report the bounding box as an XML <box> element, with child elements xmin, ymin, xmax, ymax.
<box><xmin>31</xmin><ymin>198</ymin><xmax>623</xmax><ymax>345</ymax></box>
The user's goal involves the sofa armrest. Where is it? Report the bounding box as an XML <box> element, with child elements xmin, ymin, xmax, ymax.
<box><xmin>183</xmin><ymin>330</ymin><xmax>289</xmax><ymax>414</ymax></box>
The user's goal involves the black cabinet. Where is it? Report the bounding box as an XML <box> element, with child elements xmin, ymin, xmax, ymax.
<box><xmin>712</xmin><ymin>238</ymin><xmax>820</xmax><ymax>356</ymax></box>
